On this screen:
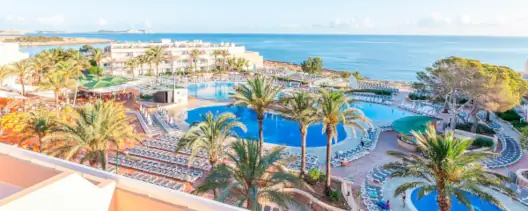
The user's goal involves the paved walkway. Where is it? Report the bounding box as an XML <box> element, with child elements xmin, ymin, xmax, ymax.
<box><xmin>488</xmin><ymin>113</ymin><xmax>528</xmax><ymax>175</ymax></box>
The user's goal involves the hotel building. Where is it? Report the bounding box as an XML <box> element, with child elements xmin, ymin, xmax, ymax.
<box><xmin>0</xmin><ymin>42</ymin><xmax>29</xmax><ymax>66</ymax></box>
<box><xmin>0</xmin><ymin>143</ymin><xmax>245</xmax><ymax>211</ymax></box>
<box><xmin>104</xmin><ymin>39</ymin><xmax>264</xmax><ymax>75</ymax></box>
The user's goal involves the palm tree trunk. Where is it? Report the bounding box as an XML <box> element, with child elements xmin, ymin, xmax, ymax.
<box><xmin>38</xmin><ymin>135</ymin><xmax>42</xmax><ymax>152</ymax></box>
<box><xmin>300</xmin><ymin>127</ymin><xmax>307</xmax><ymax>178</ymax></box>
<box><xmin>209</xmin><ymin>158</ymin><xmax>218</xmax><ymax>198</ymax></box>
<box><xmin>103</xmin><ymin>151</ymin><xmax>108</xmax><ymax>171</ymax></box>
<box><xmin>325</xmin><ymin>126</ymin><xmax>333</xmax><ymax>195</ymax></box>
<box><xmin>54</xmin><ymin>91</ymin><xmax>60</xmax><ymax>117</ymax></box>
<box><xmin>149</xmin><ymin>63</ymin><xmax>153</xmax><ymax>77</ymax></box>
<box><xmin>155</xmin><ymin>63</ymin><xmax>159</xmax><ymax>81</ymax></box>
<box><xmin>258</xmin><ymin>115</ymin><xmax>264</xmax><ymax>159</ymax></box>
<box><xmin>246</xmin><ymin>196</ymin><xmax>254</xmax><ymax>210</ymax></box>
<box><xmin>437</xmin><ymin>193</ymin><xmax>451</xmax><ymax>211</ymax></box>
<box><xmin>73</xmin><ymin>79</ymin><xmax>79</xmax><ymax>107</ymax></box>
<box><xmin>470</xmin><ymin>104</ymin><xmax>479</xmax><ymax>133</ymax></box>
<box><xmin>20</xmin><ymin>76</ymin><xmax>25</xmax><ymax>96</ymax></box>
<box><xmin>486</xmin><ymin>110</ymin><xmax>491</xmax><ymax>122</ymax></box>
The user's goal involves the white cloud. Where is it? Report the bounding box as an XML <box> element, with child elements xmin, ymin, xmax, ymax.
<box><xmin>98</xmin><ymin>17</ymin><xmax>107</xmax><ymax>26</ymax></box>
<box><xmin>416</xmin><ymin>12</ymin><xmax>452</xmax><ymax>28</ymax></box>
<box><xmin>36</xmin><ymin>15</ymin><xmax>65</xmax><ymax>25</ymax></box>
<box><xmin>4</xmin><ymin>14</ymin><xmax>24</xmax><ymax>22</ymax></box>
<box><xmin>144</xmin><ymin>20</ymin><xmax>152</xmax><ymax>28</ymax></box>
<box><xmin>315</xmin><ymin>17</ymin><xmax>374</xmax><ymax>29</ymax></box>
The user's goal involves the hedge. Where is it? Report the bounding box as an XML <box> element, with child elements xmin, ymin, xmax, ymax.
<box><xmin>472</xmin><ymin>137</ymin><xmax>494</xmax><ymax>148</ymax></box>
<box><xmin>455</xmin><ymin>123</ymin><xmax>495</xmax><ymax>136</ymax></box>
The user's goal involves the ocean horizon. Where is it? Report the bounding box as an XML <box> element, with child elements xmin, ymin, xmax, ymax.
<box><xmin>19</xmin><ymin>33</ymin><xmax>528</xmax><ymax>82</ymax></box>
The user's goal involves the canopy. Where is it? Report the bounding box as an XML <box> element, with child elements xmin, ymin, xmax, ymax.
<box><xmin>82</xmin><ymin>80</ymin><xmax>114</xmax><ymax>89</ymax></box>
<box><xmin>101</xmin><ymin>76</ymin><xmax>128</xmax><ymax>84</ymax></box>
<box><xmin>391</xmin><ymin>116</ymin><xmax>438</xmax><ymax>135</ymax></box>
<box><xmin>0</xmin><ymin>90</ymin><xmax>26</xmax><ymax>99</ymax></box>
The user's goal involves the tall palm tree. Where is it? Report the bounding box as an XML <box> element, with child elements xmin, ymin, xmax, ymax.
<box><xmin>383</xmin><ymin>125</ymin><xmax>515</xmax><ymax>211</ymax></box>
<box><xmin>124</xmin><ymin>58</ymin><xmax>138</xmax><ymax>79</ymax></box>
<box><xmin>136</xmin><ymin>55</ymin><xmax>148</xmax><ymax>75</ymax></box>
<box><xmin>146</xmin><ymin>46</ymin><xmax>166</xmax><ymax>79</ymax></box>
<box><xmin>211</xmin><ymin>50</ymin><xmax>222</xmax><ymax>71</ymax></box>
<box><xmin>19</xmin><ymin>108</ymin><xmax>59</xmax><ymax>152</ymax></box>
<box><xmin>88</xmin><ymin>48</ymin><xmax>108</xmax><ymax>68</ymax></box>
<box><xmin>177</xmin><ymin>112</ymin><xmax>246</xmax><ymax>197</ymax></box>
<box><xmin>38</xmin><ymin>68</ymin><xmax>76</xmax><ymax>116</ymax></box>
<box><xmin>68</xmin><ymin>56</ymin><xmax>90</xmax><ymax>107</ymax></box>
<box><xmin>316</xmin><ymin>88</ymin><xmax>370</xmax><ymax>194</ymax></box>
<box><xmin>226</xmin><ymin>57</ymin><xmax>236</xmax><ymax>71</ymax></box>
<box><xmin>220</xmin><ymin>49</ymin><xmax>230</xmax><ymax>71</ymax></box>
<box><xmin>43</xmin><ymin>100</ymin><xmax>141</xmax><ymax>170</ymax></box>
<box><xmin>31</xmin><ymin>56</ymin><xmax>47</xmax><ymax>84</ymax></box>
<box><xmin>189</xmin><ymin>49</ymin><xmax>201</xmax><ymax>72</ymax></box>
<box><xmin>10</xmin><ymin>59</ymin><xmax>33</xmax><ymax>96</ymax></box>
<box><xmin>278</xmin><ymin>91</ymin><xmax>319</xmax><ymax>178</ymax></box>
<box><xmin>194</xmin><ymin>140</ymin><xmax>302</xmax><ymax>211</ymax></box>
<box><xmin>230</xmin><ymin>76</ymin><xmax>283</xmax><ymax>158</ymax></box>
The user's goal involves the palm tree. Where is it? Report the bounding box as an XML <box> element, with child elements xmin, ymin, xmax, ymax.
<box><xmin>136</xmin><ymin>55</ymin><xmax>148</xmax><ymax>75</ymax></box>
<box><xmin>146</xmin><ymin>46</ymin><xmax>166</xmax><ymax>79</ymax></box>
<box><xmin>316</xmin><ymin>88</ymin><xmax>370</xmax><ymax>194</ymax></box>
<box><xmin>194</xmin><ymin>139</ymin><xmax>302</xmax><ymax>210</ymax></box>
<box><xmin>88</xmin><ymin>48</ymin><xmax>108</xmax><ymax>68</ymax></box>
<box><xmin>0</xmin><ymin>65</ymin><xmax>14</xmax><ymax>87</ymax></box>
<box><xmin>230</xmin><ymin>76</ymin><xmax>283</xmax><ymax>158</ymax></box>
<box><xmin>211</xmin><ymin>50</ymin><xmax>222</xmax><ymax>71</ymax></box>
<box><xmin>219</xmin><ymin>49</ymin><xmax>230</xmax><ymax>71</ymax></box>
<box><xmin>278</xmin><ymin>91</ymin><xmax>318</xmax><ymax>178</ymax></box>
<box><xmin>43</xmin><ymin>100</ymin><xmax>141</xmax><ymax>170</ymax></box>
<box><xmin>38</xmin><ymin>68</ymin><xmax>76</xmax><ymax>116</ymax></box>
<box><xmin>177</xmin><ymin>112</ymin><xmax>246</xmax><ymax>197</ymax></box>
<box><xmin>383</xmin><ymin>125</ymin><xmax>515</xmax><ymax>211</ymax></box>
<box><xmin>31</xmin><ymin>56</ymin><xmax>47</xmax><ymax>84</ymax></box>
<box><xmin>10</xmin><ymin>59</ymin><xmax>33</xmax><ymax>96</ymax></box>
<box><xmin>226</xmin><ymin>57</ymin><xmax>236</xmax><ymax>71</ymax></box>
<box><xmin>189</xmin><ymin>49</ymin><xmax>201</xmax><ymax>72</ymax></box>
<box><xmin>124</xmin><ymin>58</ymin><xmax>138</xmax><ymax>79</ymax></box>
<box><xmin>19</xmin><ymin>108</ymin><xmax>59</xmax><ymax>152</ymax></box>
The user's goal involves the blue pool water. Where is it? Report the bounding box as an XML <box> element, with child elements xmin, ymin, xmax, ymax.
<box><xmin>411</xmin><ymin>188</ymin><xmax>501</xmax><ymax>211</ymax></box>
<box><xmin>186</xmin><ymin>82</ymin><xmax>240</xmax><ymax>100</ymax></box>
<box><xmin>185</xmin><ymin>103</ymin><xmax>412</xmax><ymax>147</ymax></box>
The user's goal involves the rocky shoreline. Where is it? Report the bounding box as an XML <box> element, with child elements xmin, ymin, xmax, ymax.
<box><xmin>263</xmin><ymin>60</ymin><xmax>411</xmax><ymax>89</ymax></box>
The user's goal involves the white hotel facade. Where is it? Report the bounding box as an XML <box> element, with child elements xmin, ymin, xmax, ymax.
<box><xmin>104</xmin><ymin>39</ymin><xmax>264</xmax><ymax>75</ymax></box>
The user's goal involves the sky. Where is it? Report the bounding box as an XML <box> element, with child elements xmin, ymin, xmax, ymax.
<box><xmin>2</xmin><ymin>0</ymin><xmax>528</xmax><ymax>36</ymax></box>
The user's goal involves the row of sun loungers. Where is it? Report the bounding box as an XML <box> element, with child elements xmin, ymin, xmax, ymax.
<box><xmin>398</xmin><ymin>101</ymin><xmax>439</xmax><ymax>117</ymax></box>
<box><xmin>361</xmin><ymin>181</ymin><xmax>385</xmax><ymax>211</ymax></box>
<box><xmin>358</xmin><ymin>82</ymin><xmax>399</xmax><ymax>94</ymax></box>
<box><xmin>350</xmin><ymin>94</ymin><xmax>392</xmax><ymax>105</ymax></box>
<box><xmin>104</xmin><ymin>165</ymin><xmax>185</xmax><ymax>191</ymax></box>
<box><xmin>127</xmin><ymin>147</ymin><xmax>212</xmax><ymax>171</ymax></box>
<box><xmin>126</xmin><ymin>172</ymin><xmax>185</xmax><ymax>191</ymax></box>
<box><xmin>267</xmin><ymin>149</ymin><xmax>321</xmax><ymax>172</ymax></box>
<box><xmin>483</xmin><ymin>135</ymin><xmax>523</xmax><ymax>168</ymax></box>
<box><xmin>331</xmin><ymin>127</ymin><xmax>383</xmax><ymax>167</ymax></box>
<box><xmin>142</xmin><ymin>135</ymin><xmax>210</xmax><ymax>158</ymax></box>
<box><xmin>109</xmin><ymin>155</ymin><xmax>203</xmax><ymax>183</ymax></box>
<box><xmin>366</xmin><ymin>166</ymin><xmax>393</xmax><ymax>185</ymax></box>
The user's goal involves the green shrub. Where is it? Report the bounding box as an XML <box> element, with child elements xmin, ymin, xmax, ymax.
<box><xmin>144</xmin><ymin>73</ymin><xmax>151</xmax><ymax>76</ymax></box>
<box><xmin>455</xmin><ymin>123</ymin><xmax>495</xmax><ymax>136</ymax></box>
<box><xmin>496</xmin><ymin>109</ymin><xmax>521</xmax><ymax>122</ymax></box>
<box><xmin>348</xmin><ymin>89</ymin><xmax>392</xmax><ymax>96</ymax></box>
<box><xmin>164</xmin><ymin>72</ymin><xmax>173</xmax><ymax>75</ymax></box>
<box><xmin>87</xmin><ymin>66</ymin><xmax>103</xmax><ymax>75</ymax></box>
<box><xmin>308</xmin><ymin>168</ymin><xmax>323</xmax><ymax>181</ymax></box>
<box><xmin>329</xmin><ymin>190</ymin><xmax>340</xmax><ymax>201</ymax></box>
<box><xmin>408</xmin><ymin>93</ymin><xmax>430</xmax><ymax>100</ymax></box>
<box><xmin>140</xmin><ymin>94</ymin><xmax>153</xmax><ymax>99</ymax></box>
<box><xmin>472</xmin><ymin>137</ymin><xmax>494</xmax><ymax>148</ymax></box>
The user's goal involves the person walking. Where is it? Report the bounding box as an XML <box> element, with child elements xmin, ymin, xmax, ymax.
<box><xmin>402</xmin><ymin>192</ymin><xmax>407</xmax><ymax>208</ymax></box>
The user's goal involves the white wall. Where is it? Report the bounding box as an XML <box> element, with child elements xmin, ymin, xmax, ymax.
<box><xmin>0</xmin><ymin>42</ymin><xmax>29</xmax><ymax>66</ymax></box>
<box><xmin>0</xmin><ymin>173</ymin><xmax>115</xmax><ymax>211</ymax></box>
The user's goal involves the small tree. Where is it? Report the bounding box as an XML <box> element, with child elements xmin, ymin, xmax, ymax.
<box><xmin>352</xmin><ymin>71</ymin><xmax>363</xmax><ymax>81</ymax></box>
<box><xmin>340</xmin><ymin>71</ymin><xmax>351</xmax><ymax>79</ymax></box>
<box><xmin>300</xmin><ymin>57</ymin><xmax>323</xmax><ymax>74</ymax></box>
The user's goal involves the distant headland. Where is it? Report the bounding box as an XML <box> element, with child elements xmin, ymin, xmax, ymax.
<box><xmin>0</xmin><ymin>36</ymin><xmax>113</xmax><ymax>46</ymax></box>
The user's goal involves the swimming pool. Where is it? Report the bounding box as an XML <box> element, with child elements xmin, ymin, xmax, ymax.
<box><xmin>186</xmin><ymin>82</ymin><xmax>241</xmax><ymax>100</ymax></box>
<box><xmin>411</xmin><ymin>188</ymin><xmax>501</xmax><ymax>211</ymax></box>
<box><xmin>184</xmin><ymin>102</ymin><xmax>413</xmax><ymax>147</ymax></box>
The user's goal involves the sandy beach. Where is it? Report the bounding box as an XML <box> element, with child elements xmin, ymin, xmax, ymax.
<box><xmin>0</xmin><ymin>36</ymin><xmax>113</xmax><ymax>46</ymax></box>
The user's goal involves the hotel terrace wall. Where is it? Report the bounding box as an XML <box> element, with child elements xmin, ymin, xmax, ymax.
<box><xmin>0</xmin><ymin>143</ymin><xmax>247</xmax><ymax>211</ymax></box>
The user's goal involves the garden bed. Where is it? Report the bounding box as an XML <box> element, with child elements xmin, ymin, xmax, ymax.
<box><xmin>293</xmin><ymin>177</ymin><xmax>348</xmax><ymax>210</ymax></box>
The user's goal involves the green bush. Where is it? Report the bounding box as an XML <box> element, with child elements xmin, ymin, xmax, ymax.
<box><xmin>340</xmin><ymin>71</ymin><xmax>351</xmax><ymax>79</ymax></box>
<box><xmin>87</xmin><ymin>66</ymin><xmax>103</xmax><ymax>75</ymax></box>
<box><xmin>144</xmin><ymin>73</ymin><xmax>151</xmax><ymax>76</ymax></box>
<box><xmin>408</xmin><ymin>93</ymin><xmax>430</xmax><ymax>100</ymax></box>
<box><xmin>349</xmin><ymin>89</ymin><xmax>392</xmax><ymax>96</ymax></box>
<box><xmin>496</xmin><ymin>109</ymin><xmax>521</xmax><ymax>122</ymax></box>
<box><xmin>164</xmin><ymin>72</ymin><xmax>173</xmax><ymax>75</ymax></box>
<box><xmin>455</xmin><ymin>123</ymin><xmax>495</xmax><ymax>136</ymax></box>
<box><xmin>329</xmin><ymin>190</ymin><xmax>340</xmax><ymax>201</ymax></box>
<box><xmin>139</xmin><ymin>94</ymin><xmax>153</xmax><ymax>99</ymax></box>
<box><xmin>308</xmin><ymin>168</ymin><xmax>323</xmax><ymax>181</ymax></box>
<box><xmin>472</xmin><ymin>137</ymin><xmax>494</xmax><ymax>148</ymax></box>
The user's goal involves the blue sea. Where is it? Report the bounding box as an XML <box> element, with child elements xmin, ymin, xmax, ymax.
<box><xmin>19</xmin><ymin>33</ymin><xmax>528</xmax><ymax>82</ymax></box>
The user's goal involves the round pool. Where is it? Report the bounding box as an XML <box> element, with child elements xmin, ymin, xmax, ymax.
<box><xmin>184</xmin><ymin>103</ymin><xmax>413</xmax><ymax>147</ymax></box>
<box><xmin>411</xmin><ymin>188</ymin><xmax>501</xmax><ymax>211</ymax></box>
